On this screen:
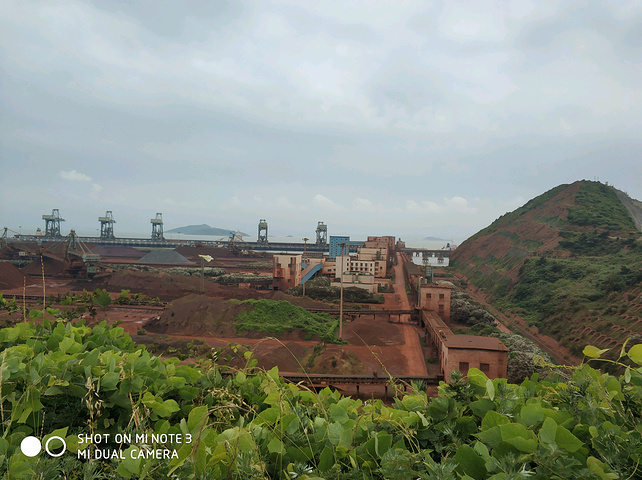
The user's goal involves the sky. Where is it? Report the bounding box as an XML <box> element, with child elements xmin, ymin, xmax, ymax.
<box><xmin>1</xmin><ymin>0</ymin><xmax>641</xmax><ymax>244</ymax></box>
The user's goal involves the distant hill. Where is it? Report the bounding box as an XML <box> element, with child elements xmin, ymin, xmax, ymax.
<box><xmin>451</xmin><ymin>180</ymin><xmax>642</xmax><ymax>358</ymax></box>
<box><xmin>166</xmin><ymin>224</ymin><xmax>249</xmax><ymax>237</ymax></box>
<box><xmin>423</xmin><ymin>236</ymin><xmax>448</xmax><ymax>241</ymax></box>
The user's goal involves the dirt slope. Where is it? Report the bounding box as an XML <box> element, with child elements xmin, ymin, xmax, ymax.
<box><xmin>614</xmin><ymin>188</ymin><xmax>642</xmax><ymax>232</ymax></box>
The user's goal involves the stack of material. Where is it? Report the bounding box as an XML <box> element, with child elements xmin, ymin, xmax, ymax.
<box><xmin>90</xmin><ymin>246</ymin><xmax>145</xmax><ymax>258</ymax></box>
<box><xmin>0</xmin><ymin>262</ymin><xmax>36</xmax><ymax>289</ymax></box>
<box><xmin>137</xmin><ymin>250</ymin><xmax>193</xmax><ymax>265</ymax></box>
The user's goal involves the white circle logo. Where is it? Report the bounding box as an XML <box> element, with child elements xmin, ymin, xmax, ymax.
<box><xmin>45</xmin><ymin>436</ymin><xmax>67</xmax><ymax>457</ymax></box>
<box><xmin>20</xmin><ymin>436</ymin><xmax>42</xmax><ymax>457</ymax></box>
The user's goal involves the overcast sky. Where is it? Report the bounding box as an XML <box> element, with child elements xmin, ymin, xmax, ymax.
<box><xmin>1</xmin><ymin>0</ymin><xmax>641</xmax><ymax>243</ymax></box>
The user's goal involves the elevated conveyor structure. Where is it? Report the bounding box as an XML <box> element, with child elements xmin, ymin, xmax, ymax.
<box><xmin>300</xmin><ymin>262</ymin><xmax>322</xmax><ymax>284</ymax></box>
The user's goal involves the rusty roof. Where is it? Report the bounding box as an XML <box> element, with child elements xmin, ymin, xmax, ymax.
<box><xmin>442</xmin><ymin>334</ymin><xmax>509</xmax><ymax>352</ymax></box>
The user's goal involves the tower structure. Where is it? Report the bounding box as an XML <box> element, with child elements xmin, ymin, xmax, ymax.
<box><xmin>150</xmin><ymin>213</ymin><xmax>164</xmax><ymax>241</ymax></box>
<box><xmin>258</xmin><ymin>219</ymin><xmax>268</xmax><ymax>244</ymax></box>
<box><xmin>98</xmin><ymin>211</ymin><xmax>116</xmax><ymax>239</ymax></box>
<box><xmin>315</xmin><ymin>221</ymin><xmax>327</xmax><ymax>245</ymax></box>
<box><xmin>42</xmin><ymin>209</ymin><xmax>65</xmax><ymax>238</ymax></box>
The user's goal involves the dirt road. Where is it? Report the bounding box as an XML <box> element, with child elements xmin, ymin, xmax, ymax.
<box><xmin>391</xmin><ymin>253</ymin><xmax>428</xmax><ymax>376</ymax></box>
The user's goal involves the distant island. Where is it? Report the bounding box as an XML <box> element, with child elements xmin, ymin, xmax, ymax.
<box><xmin>166</xmin><ymin>224</ymin><xmax>249</xmax><ymax>237</ymax></box>
<box><xmin>423</xmin><ymin>236</ymin><xmax>448</xmax><ymax>241</ymax></box>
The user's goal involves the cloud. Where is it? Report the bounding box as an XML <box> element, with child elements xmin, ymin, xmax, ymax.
<box><xmin>274</xmin><ymin>196</ymin><xmax>300</xmax><ymax>210</ymax></box>
<box><xmin>404</xmin><ymin>196</ymin><xmax>477</xmax><ymax>215</ymax></box>
<box><xmin>60</xmin><ymin>169</ymin><xmax>91</xmax><ymax>182</ymax></box>
<box><xmin>91</xmin><ymin>183</ymin><xmax>103</xmax><ymax>194</ymax></box>
<box><xmin>313</xmin><ymin>194</ymin><xmax>343</xmax><ymax>211</ymax></box>
<box><xmin>444</xmin><ymin>196</ymin><xmax>478</xmax><ymax>214</ymax></box>
<box><xmin>352</xmin><ymin>197</ymin><xmax>376</xmax><ymax>212</ymax></box>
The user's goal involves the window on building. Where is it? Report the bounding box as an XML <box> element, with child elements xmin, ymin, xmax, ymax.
<box><xmin>458</xmin><ymin>362</ymin><xmax>469</xmax><ymax>372</ymax></box>
<box><xmin>480</xmin><ymin>363</ymin><xmax>490</xmax><ymax>373</ymax></box>
<box><xmin>426</xmin><ymin>293</ymin><xmax>432</xmax><ymax>299</ymax></box>
<box><xmin>439</xmin><ymin>294</ymin><xmax>445</xmax><ymax>300</ymax></box>
<box><xmin>438</xmin><ymin>304</ymin><xmax>444</xmax><ymax>312</ymax></box>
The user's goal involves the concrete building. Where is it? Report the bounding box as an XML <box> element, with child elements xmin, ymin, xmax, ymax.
<box><xmin>357</xmin><ymin>247</ymin><xmax>388</xmax><ymax>277</ymax></box>
<box><xmin>335</xmin><ymin>255</ymin><xmax>378</xmax><ymax>293</ymax></box>
<box><xmin>329</xmin><ymin>236</ymin><xmax>350</xmax><ymax>259</ymax></box>
<box><xmin>441</xmin><ymin>334</ymin><xmax>509</xmax><ymax>382</ymax></box>
<box><xmin>422</xmin><ymin>310</ymin><xmax>509</xmax><ymax>383</ymax></box>
<box><xmin>401</xmin><ymin>251</ymin><xmax>508</xmax><ymax>382</ymax></box>
<box><xmin>347</xmin><ymin>258</ymin><xmax>375</xmax><ymax>275</ymax></box>
<box><xmin>365</xmin><ymin>236</ymin><xmax>395</xmax><ymax>252</ymax></box>
<box><xmin>272</xmin><ymin>254</ymin><xmax>302</xmax><ymax>291</ymax></box>
<box><xmin>338</xmin><ymin>272</ymin><xmax>377</xmax><ymax>293</ymax></box>
<box><xmin>417</xmin><ymin>283</ymin><xmax>451</xmax><ymax>322</ymax></box>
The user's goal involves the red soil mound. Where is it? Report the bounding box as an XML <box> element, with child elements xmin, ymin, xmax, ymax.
<box><xmin>71</xmin><ymin>269</ymin><xmax>333</xmax><ymax>306</ymax></box>
<box><xmin>21</xmin><ymin>256</ymin><xmax>68</xmax><ymax>277</ymax></box>
<box><xmin>0</xmin><ymin>262</ymin><xmax>36</xmax><ymax>289</ymax></box>
<box><xmin>250</xmin><ymin>341</ymin><xmax>311</xmax><ymax>372</ymax></box>
<box><xmin>146</xmin><ymin>295</ymin><xmax>239</xmax><ymax>336</ymax></box>
<box><xmin>308</xmin><ymin>346</ymin><xmax>364</xmax><ymax>375</ymax></box>
<box><xmin>90</xmin><ymin>246</ymin><xmax>144</xmax><ymax>258</ymax></box>
<box><xmin>341</xmin><ymin>315</ymin><xmax>404</xmax><ymax>346</ymax></box>
<box><xmin>174</xmin><ymin>246</ymin><xmax>240</xmax><ymax>261</ymax></box>
<box><xmin>145</xmin><ymin>294</ymin><xmax>329</xmax><ymax>340</ymax></box>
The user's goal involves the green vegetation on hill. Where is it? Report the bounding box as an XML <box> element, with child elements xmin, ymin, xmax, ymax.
<box><xmin>568</xmin><ymin>181</ymin><xmax>637</xmax><ymax>231</ymax></box>
<box><xmin>452</xmin><ymin>181</ymin><xmax>642</xmax><ymax>356</ymax></box>
<box><xmin>1</xmin><ymin>319</ymin><xmax>641</xmax><ymax>479</ymax></box>
<box><xmin>234</xmin><ymin>299</ymin><xmax>342</xmax><ymax>343</ymax></box>
<box><xmin>470</xmin><ymin>184</ymin><xmax>568</xmax><ymax>240</ymax></box>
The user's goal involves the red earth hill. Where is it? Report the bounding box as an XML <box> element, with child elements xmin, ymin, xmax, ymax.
<box><xmin>451</xmin><ymin>180</ymin><xmax>642</xmax><ymax>357</ymax></box>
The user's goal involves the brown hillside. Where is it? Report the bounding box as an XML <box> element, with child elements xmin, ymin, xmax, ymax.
<box><xmin>452</xmin><ymin>182</ymin><xmax>579</xmax><ymax>284</ymax></box>
<box><xmin>451</xmin><ymin>180</ymin><xmax>642</xmax><ymax>360</ymax></box>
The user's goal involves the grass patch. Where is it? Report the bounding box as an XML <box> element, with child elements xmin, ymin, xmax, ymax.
<box><xmin>234</xmin><ymin>299</ymin><xmax>345</xmax><ymax>343</ymax></box>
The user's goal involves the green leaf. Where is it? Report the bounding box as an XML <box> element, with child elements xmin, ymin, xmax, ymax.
<box><xmin>555</xmin><ymin>425</ymin><xmax>583</xmax><ymax>452</ymax></box>
<box><xmin>482</xmin><ymin>410</ymin><xmax>510</xmax><ymax>430</ymax></box>
<box><xmin>499</xmin><ymin>423</ymin><xmax>533</xmax><ymax>443</ymax></box>
<box><xmin>318</xmin><ymin>445</ymin><xmax>334</xmax><ymax>472</ymax></box>
<box><xmin>628</xmin><ymin>344</ymin><xmax>642</xmax><ymax>365</ymax></box>
<box><xmin>267</xmin><ymin>437</ymin><xmax>285</xmax><ymax>454</ymax></box>
<box><xmin>587</xmin><ymin>456</ymin><xmax>619</xmax><ymax>480</ymax></box>
<box><xmin>187</xmin><ymin>405</ymin><xmax>209</xmax><ymax>433</ymax></box>
<box><xmin>485</xmin><ymin>379</ymin><xmax>495</xmax><ymax>401</ymax></box>
<box><xmin>519</xmin><ymin>403</ymin><xmax>544</xmax><ymax>427</ymax></box>
<box><xmin>453</xmin><ymin>444</ymin><xmax>487</xmax><ymax>480</ymax></box>
<box><xmin>467</xmin><ymin>368</ymin><xmax>489</xmax><ymax>387</ymax></box>
<box><xmin>539</xmin><ymin>417</ymin><xmax>557</xmax><ymax>445</ymax></box>
<box><xmin>469</xmin><ymin>398</ymin><xmax>495</xmax><ymax>418</ymax></box>
<box><xmin>101</xmin><ymin>372</ymin><xmax>120</xmax><ymax>391</ymax></box>
<box><xmin>116</xmin><ymin>446</ymin><xmax>143</xmax><ymax>478</ymax></box>
<box><xmin>476</xmin><ymin>426</ymin><xmax>502</xmax><ymax>448</ymax></box>
<box><xmin>583</xmin><ymin>345</ymin><xmax>609</xmax><ymax>358</ymax></box>
<box><xmin>328</xmin><ymin>422</ymin><xmax>343</xmax><ymax>446</ymax></box>
<box><xmin>504</xmin><ymin>435</ymin><xmax>537</xmax><ymax>453</ymax></box>
<box><xmin>374</xmin><ymin>432</ymin><xmax>392</xmax><ymax>457</ymax></box>
<box><xmin>328</xmin><ymin>404</ymin><xmax>349</xmax><ymax>424</ymax></box>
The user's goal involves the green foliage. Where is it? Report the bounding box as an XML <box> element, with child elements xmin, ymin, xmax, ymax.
<box><xmin>567</xmin><ymin>181</ymin><xmax>637</xmax><ymax>231</ymax></box>
<box><xmin>506</xmin><ymin>254</ymin><xmax>642</xmax><ymax>327</ymax></box>
<box><xmin>1</xmin><ymin>319</ymin><xmax>641</xmax><ymax>479</ymax></box>
<box><xmin>288</xmin><ymin>284</ymin><xmax>384</xmax><ymax>304</ymax></box>
<box><xmin>235</xmin><ymin>299</ymin><xmax>343</xmax><ymax>343</ymax></box>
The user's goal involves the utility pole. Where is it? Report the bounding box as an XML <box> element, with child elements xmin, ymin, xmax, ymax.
<box><xmin>339</xmin><ymin>242</ymin><xmax>347</xmax><ymax>339</ymax></box>
<box><xmin>198</xmin><ymin>254</ymin><xmax>213</xmax><ymax>293</ymax></box>
<box><xmin>302</xmin><ymin>237</ymin><xmax>308</xmax><ymax>297</ymax></box>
